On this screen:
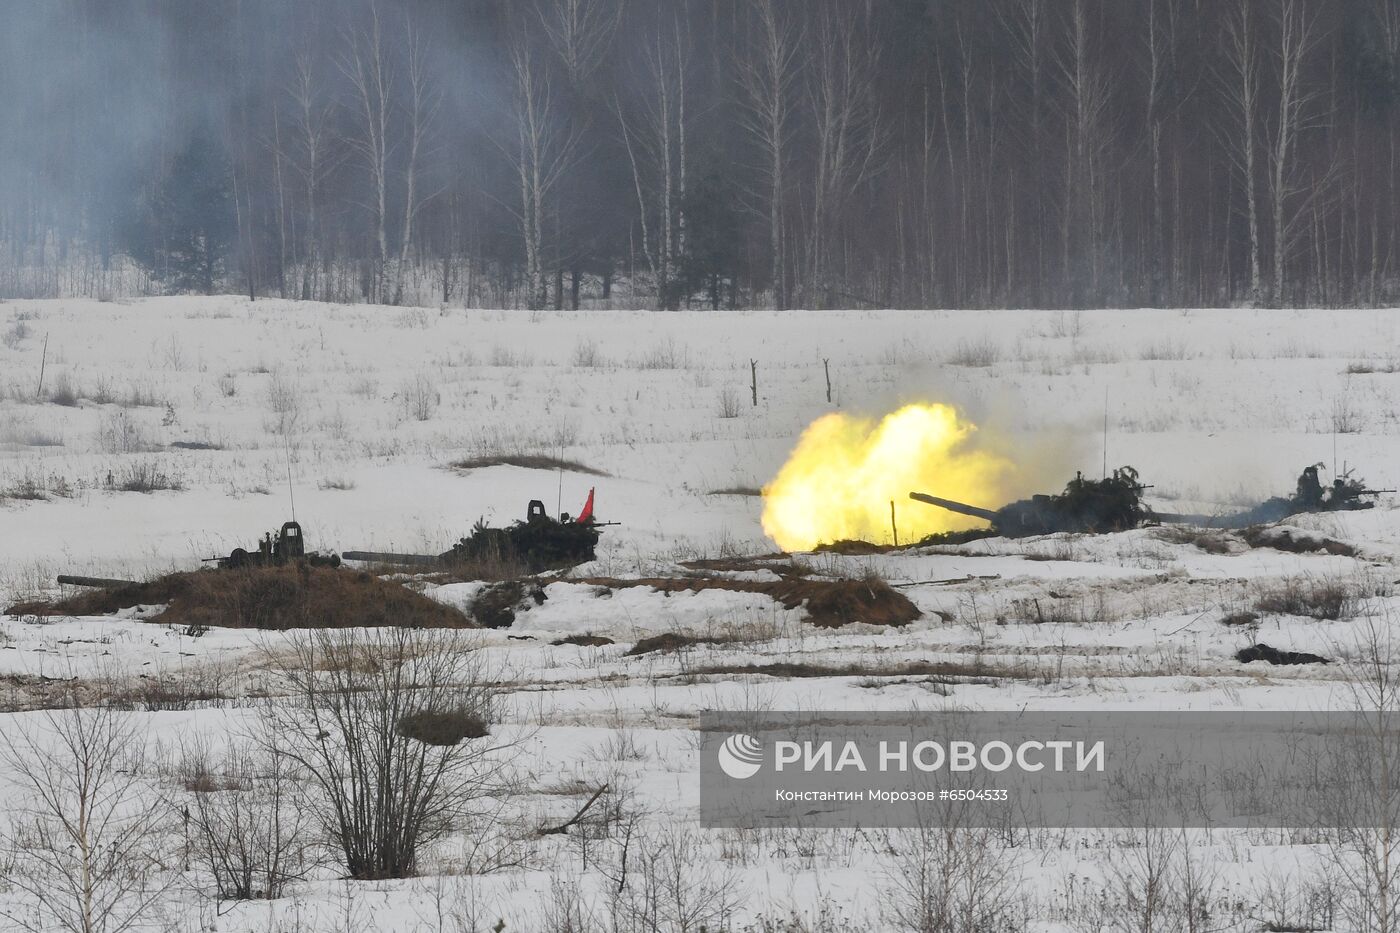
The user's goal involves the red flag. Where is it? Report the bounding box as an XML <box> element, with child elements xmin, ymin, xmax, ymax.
<box><xmin>577</xmin><ymin>487</ymin><xmax>595</xmax><ymax>523</ymax></box>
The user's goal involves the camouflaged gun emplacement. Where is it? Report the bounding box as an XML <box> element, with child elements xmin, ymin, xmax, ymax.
<box><xmin>55</xmin><ymin>519</ymin><xmax>340</xmax><ymax>589</ymax></box>
<box><xmin>910</xmin><ymin>467</ymin><xmax>1153</xmax><ymax>538</ymax></box>
<box><xmin>1155</xmin><ymin>464</ymin><xmax>1394</xmax><ymax>528</ymax></box>
<box><xmin>912</xmin><ymin>464</ymin><xmax>1392</xmax><ymax>539</ymax></box>
<box><xmin>204</xmin><ymin>520</ymin><xmax>341</xmax><ymax>570</ymax></box>
<box><xmin>441</xmin><ymin>499</ymin><xmax>603</xmax><ymax>572</ymax></box>
<box><xmin>344</xmin><ymin>492</ymin><xmax>611</xmax><ymax>574</ymax></box>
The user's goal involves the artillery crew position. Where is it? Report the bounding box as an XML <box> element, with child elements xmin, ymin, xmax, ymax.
<box><xmin>913</xmin><ymin>463</ymin><xmax>1391</xmax><ymax>539</ymax></box>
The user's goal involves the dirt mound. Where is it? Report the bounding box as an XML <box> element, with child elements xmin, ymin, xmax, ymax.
<box><xmin>7</xmin><ymin>566</ymin><xmax>475</xmax><ymax>630</ymax></box>
<box><xmin>626</xmin><ymin>632</ymin><xmax>713</xmax><ymax>656</ymax></box>
<box><xmin>468</xmin><ymin>580</ymin><xmax>547</xmax><ymax>628</ymax></box>
<box><xmin>1242</xmin><ymin>525</ymin><xmax>1357</xmax><ymax>557</ymax></box>
<box><xmin>1236</xmin><ymin>643</ymin><xmax>1329</xmax><ymax>666</ymax></box>
<box><xmin>552</xmin><ymin>634</ymin><xmax>613</xmax><ymax>647</ymax></box>
<box><xmin>582</xmin><ymin>574</ymin><xmax>920</xmax><ymax>630</ymax></box>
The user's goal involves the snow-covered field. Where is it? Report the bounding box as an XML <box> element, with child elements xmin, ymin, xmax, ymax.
<box><xmin>3</xmin><ymin>297</ymin><xmax>1400</xmax><ymax>930</ymax></box>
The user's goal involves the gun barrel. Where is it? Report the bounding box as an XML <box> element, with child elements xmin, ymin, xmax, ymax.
<box><xmin>341</xmin><ymin>551</ymin><xmax>441</xmax><ymax>567</ymax></box>
<box><xmin>57</xmin><ymin>575</ymin><xmax>139</xmax><ymax>589</ymax></box>
<box><xmin>908</xmin><ymin>492</ymin><xmax>999</xmax><ymax>524</ymax></box>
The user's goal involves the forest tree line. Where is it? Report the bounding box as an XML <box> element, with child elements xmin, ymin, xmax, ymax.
<box><xmin>3</xmin><ymin>0</ymin><xmax>1400</xmax><ymax>310</ymax></box>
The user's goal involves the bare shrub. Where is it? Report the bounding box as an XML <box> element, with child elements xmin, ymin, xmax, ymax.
<box><xmin>1333</xmin><ymin>393</ymin><xmax>1364</xmax><ymax>434</ymax></box>
<box><xmin>1253</xmin><ymin>576</ymin><xmax>1357</xmax><ymax>621</ymax></box>
<box><xmin>47</xmin><ymin>370</ymin><xmax>79</xmax><ymax>407</ymax></box>
<box><xmin>402</xmin><ymin>373</ymin><xmax>440</xmax><ymax>421</ymax></box>
<box><xmin>717</xmin><ymin>386</ymin><xmax>742</xmax><ymax>419</ymax></box>
<box><xmin>94</xmin><ymin>410</ymin><xmax>156</xmax><ymax>454</ymax></box>
<box><xmin>881</xmin><ymin>828</ymin><xmax>1024</xmax><ymax>933</ymax></box>
<box><xmin>264</xmin><ymin>369</ymin><xmax>302</xmax><ymax>436</ymax></box>
<box><xmin>2</xmin><ymin>320</ymin><xmax>30</xmax><ymax>349</ymax></box>
<box><xmin>1319</xmin><ymin>615</ymin><xmax>1400</xmax><ymax>931</ymax></box>
<box><xmin>121</xmin><ymin>670</ymin><xmax>224</xmax><ymax>711</ymax></box>
<box><xmin>181</xmin><ymin>740</ymin><xmax>315</xmax><ymax>901</ymax></box>
<box><xmin>489</xmin><ymin>344</ymin><xmax>527</xmax><ymax>367</ymax></box>
<box><xmin>1138</xmin><ymin>338</ymin><xmax>1190</xmax><ymax>360</ymax></box>
<box><xmin>263</xmin><ymin>628</ymin><xmax>510</xmax><ymax>880</ymax></box>
<box><xmin>945</xmin><ymin>336</ymin><xmax>1000</xmax><ymax>368</ymax></box>
<box><xmin>0</xmin><ymin>705</ymin><xmax>171</xmax><ymax>933</ymax></box>
<box><xmin>608</xmin><ymin>822</ymin><xmax>743</xmax><ymax>932</ymax></box>
<box><xmin>111</xmin><ymin>459</ymin><xmax>184</xmax><ymax>493</ymax></box>
<box><xmin>632</xmin><ymin>338</ymin><xmax>689</xmax><ymax>370</ymax></box>
<box><xmin>1048</xmin><ymin>311</ymin><xmax>1084</xmax><ymax>339</ymax></box>
<box><xmin>571</xmin><ymin>338</ymin><xmax>606</xmax><ymax>368</ymax></box>
<box><xmin>116</xmin><ymin>382</ymin><xmax>162</xmax><ymax>408</ymax></box>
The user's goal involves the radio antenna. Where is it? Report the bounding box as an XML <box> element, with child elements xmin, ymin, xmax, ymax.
<box><xmin>284</xmin><ymin>432</ymin><xmax>297</xmax><ymax>523</ymax></box>
<box><xmin>1102</xmin><ymin>386</ymin><xmax>1109</xmax><ymax>480</ymax></box>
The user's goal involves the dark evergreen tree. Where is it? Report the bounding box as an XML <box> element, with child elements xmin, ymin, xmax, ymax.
<box><xmin>121</xmin><ymin>126</ymin><xmax>235</xmax><ymax>295</ymax></box>
<box><xmin>681</xmin><ymin>162</ymin><xmax>744</xmax><ymax>310</ymax></box>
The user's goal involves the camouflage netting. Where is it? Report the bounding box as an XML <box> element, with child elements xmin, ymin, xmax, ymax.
<box><xmin>442</xmin><ymin>514</ymin><xmax>600</xmax><ymax>573</ymax></box>
<box><xmin>993</xmin><ymin>467</ymin><xmax>1153</xmax><ymax>537</ymax></box>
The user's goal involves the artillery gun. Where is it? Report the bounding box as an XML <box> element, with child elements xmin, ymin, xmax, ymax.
<box><xmin>53</xmin><ymin>519</ymin><xmax>339</xmax><ymax>590</ymax></box>
<box><xmin>204</xmin><ymin>520</ymin><xmax>341</xmax><ymax>570</ymax></box>
<box><xmin>1155</xmin><ymin>465</ymin><xmax>1393</xmax><ymax>528</ymax></box>
<box><xmin>910</xmin><ymin>467</ymin><xmax>1152</xmax><ymax>538</ymax></box>
<box><xmin>345</xmin><ymin>490</ymin><xmax>613</xmax><ymax>574</ymax></box>
<box><xmin>911</xmin><ymin>464</ymin><xmax>1393</xmax><ymax>539</ymax></box>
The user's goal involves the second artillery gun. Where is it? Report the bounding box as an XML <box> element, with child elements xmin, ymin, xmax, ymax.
<box><xmin>344</xmin><ymin>490</ymin><xmax>612</xmax><ymax>574</ymax></box>
<box><xmin>911</xmin><ymin>464</ymin><xmax>1391</xmax><ymax>539</ymax></box>
<box><xmin>911</xmin><ymin>467</ymin><xmax>1153</xmax><ymax>538</ymax></box>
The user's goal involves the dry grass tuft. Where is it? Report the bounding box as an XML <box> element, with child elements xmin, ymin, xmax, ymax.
<box><xmin>397</xmin><ymin>710</ymin><xmax>490</xmax><ymax>746</ymax></box>
<box><xmin>1253</xmin><ymin>576</ymin><xmax>1355</xmax><ymax>621</ymax></box>
<box><xmin>552</xmin><ymin>633</ymin><xmax>613</xmax><ymax>647</ymax></box>
<box><xmin>452</xmin><ymin>453</ymin><xmax>609</xmax><ymax>476</ymax></box>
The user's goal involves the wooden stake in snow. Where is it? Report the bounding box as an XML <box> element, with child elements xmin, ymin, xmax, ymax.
<box><xmin>824</xmin><ymin>358</ymin><xmax>832</xmax><ymax>403</ymax></box>
<box><xmin>750</xmin><ymin>359</ymin><xmax>758</xmax><ymax>406</ymax></box>
<box><xmin>890</xmin><ymin>499</ymin><xmax>898</xmax><ymax>547</ymax></box>
<box><xmin>36</xmin><ymin>332</ymin><xmax>48</xmax><ymax>399</ymax></box>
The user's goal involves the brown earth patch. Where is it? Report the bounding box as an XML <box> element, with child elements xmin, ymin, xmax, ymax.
<box><xmin>552</xmin><ymin>634</ymin><xmax>614</xmax><ymax>647</ymax></box>
<box><xmin>689</xmin><ymin>659</ymin><xmax>1014</xmax><ymax>681</ymax></box>
<box><xmin>581</xmin><ymin>574</ymin><xmax>920</xmax><ymax>629</ymax></box>
<box><xmin>7</xmin><ymin>565</ymin><xmax>475</xmax><ymax>630</ymax></box>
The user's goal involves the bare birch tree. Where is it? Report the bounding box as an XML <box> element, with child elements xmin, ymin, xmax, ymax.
<box><xmin>535</xmin><ymin>0</ymin><xmax>623</xmax><ymax>86</ymax></box>
<box><xmin>393</xmin><ymin>10</ymin><xmax>441</xmax><ymax>306</ymax></box>
<box><xmin>262</xmin><ymin>627</ymin><xmax>512</xmax><ymax>881</ymax></box>
<box><xmin>1220</xmin><ymin>0</ymin><xmax>1263</xmax><ymax>303</ymax></box>
<box><xmin>805</xmin><ymin>0</ymin><xmax>884</xmax><ymax>308</ymax></box>
<box><xmin>617</xmin><ymin>10</ymin><xmax>691</xmax><ymax>311</ymax></box>
<box><xmin>736</xmin><ymin>0</ymin><xmax>800</xmax><ymax>310</ymax></box>
<box><xmin>1054</xmin><ymin>0</ymin><xmax>1114</xmax><ymax>303</ymax></box>
<box><xmin>339</xmin><ymin>0</ymin><xmax>395</xmax><ymax>303</ymax></box>
<box><xmin>508</xmin><ymin>31</ymin><xmax>577</xmax><ymax>311</ymax></box>
<box><xmin>0</xmin><ymin>705</ymin><xmax>170</xmax><ymax>933</ymax></box>
<box><xmin>287</xmin><ymin>50</ymin><xmax>340</xmax><ymax>301</ymax></box>
<box><xmin>1266</xmin><ymin>0</ymin><xmax>1324</xmax><ymax>306</ymax></box>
